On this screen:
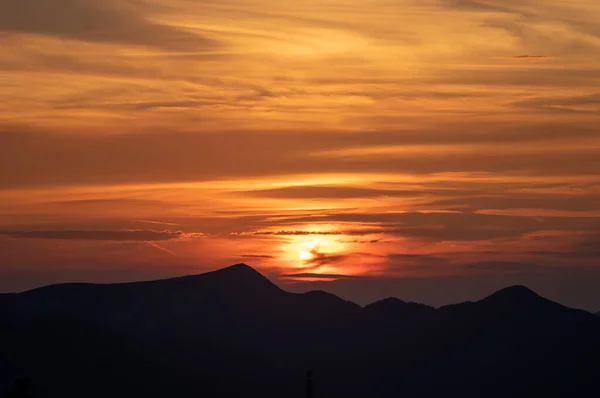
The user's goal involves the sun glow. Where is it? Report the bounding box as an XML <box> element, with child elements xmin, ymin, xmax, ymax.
<box><xmin>298</xmin><ymin>238</ymin><xmax>322</xmax><ymax>260</ymax></box>
<box><xmin>299</xmin><ymin>250</ymin><xmax>313</xmax><ymax>260</ymax></box>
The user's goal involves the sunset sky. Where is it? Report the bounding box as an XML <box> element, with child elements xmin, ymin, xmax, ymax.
<box><xmin>1</xmin><ymin>0</ymin><xmax>600</xmax><ymax>309</ymax></box>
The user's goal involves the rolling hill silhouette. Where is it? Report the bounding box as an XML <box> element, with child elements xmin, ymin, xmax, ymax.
<box><xmin>1</xmin><ymin>264</ymin><xmax>599</xmax><ymax>398</ymax></box>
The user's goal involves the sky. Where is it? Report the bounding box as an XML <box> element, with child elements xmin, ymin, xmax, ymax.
<box><xmin>1</xmin><ymin>0</ymin><xmax>600</xmax><ymax>310</ymax></box>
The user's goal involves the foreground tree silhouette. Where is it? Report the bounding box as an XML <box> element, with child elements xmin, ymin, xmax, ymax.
<box><xmin>5</xmin><ymin>378</ymin><xmax>33</xmax><ymax>398</ymax></box>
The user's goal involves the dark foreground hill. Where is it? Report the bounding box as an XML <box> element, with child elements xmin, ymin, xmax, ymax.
<box><xmin>1</xmin><ymin>264</ymin><xmax>599</xmax><ymax>398</ymax></box>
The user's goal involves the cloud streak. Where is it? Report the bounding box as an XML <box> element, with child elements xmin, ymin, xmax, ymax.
<box><xmin>0</xmin><ymin>230</ymin><xmax>190</xmax><ymax>241</ymax></box>
<box><xmin>237</xmin><ymin>230</ymin><xmax>345</xmax><ymax>236</ymax></box>
<box><xmin>512</xmin><ymin>55</ymin><xmax>551</xmax><ymax>59</ymax></box>
<box><xmin>0</xmin><ymin>0</ymin><xmax>216</xmax><ymax>50</ymax></box>
<box><xmin>282</xmin><ymin>273</ymin><xmax>364</xmax><ymax>280</ymax></box>
<box><xmin>239</xmin><ymin>254</ymin><xmax>275</xmax><ymax>259</ymax></box>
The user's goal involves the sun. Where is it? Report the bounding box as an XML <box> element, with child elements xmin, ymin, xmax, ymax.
<box><xmin>281</xmin><ymin>232</ymin><xmax>349</xmax><ymax>271</ymax></box>
<box><xmin>299</xmin><ymin>250</ymin><xmax>313</xmax><ymax>260</ymax></box>
<box><xmin>298</xmin><ymin>238</ymin><xmax>321</xmax><ymax>260</ymax></box>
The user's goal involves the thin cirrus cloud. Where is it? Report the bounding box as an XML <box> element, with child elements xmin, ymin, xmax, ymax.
<box><xmin>0</xmin><ymin>0</ymin><xmax>217</xmax><ymax>50</ymax></box>
<box><xmin>442</xmin><ymin>0</ymin><xmax>517</xmax><ymax>13</ymax></box>
<box><xmin>239</xmin><ymin>186</ymin><xmax>427</xmax><ymax>199</ymax></box>
<box><xmin>238</xmin><ymin>230</ymin><xmax>345</xmax><ymax>236</ymax></box>
<box><xmin>2</xmin><ymin>126</ymin><xmax>600</xmax><ymax>189</ymax></box>
<box><xmin>238</xmin><ymin>254</ymin><xmax>275</xmax><ymax>259</ymax></box>
<box><xmin>304</xmin><ymin>249</ymin><xmax>352</xmax><ymax>268</ymax></box>
<box><xmin>462</xmin><ymin>261</ymin><xmax>542</xmax><ymax>272</ymax></box>
<box><xmin>512</xmin><ymin>55</ymin><xmax>551</xmax><ymax>59</ymax></box>
<box><xmin>282</xmin><ymin>273</ymin><xmax>365</xmax><ymax>280</ymax></box>
<box><xmin>0</xmin><ymin>229</ymin><xmax>194</xmax><ymax>241</ymax></box>
<box><xmin>512</xmin><ymin>93</ymin><xmax>600</xmax><ymax>113</ymax></box>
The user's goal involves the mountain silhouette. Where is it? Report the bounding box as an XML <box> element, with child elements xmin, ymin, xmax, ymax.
<box><xmin>198</xmin><ymin>262</ymin><xmax>282</xmax><ymax>293</ymax></box>
<box><xmin>362</xmin><ymin>297</ymin><xmax>435</xmax><ymax>327</ymax></box>
<box><xmin>484</xmin><ymin>284</ymin><xmax>540</xmax><ymax>300</ymax></box>
<box><xmin>1</xmin><ymin>264</ymin><xmax>599</xmax><ymax>398</ymax></box>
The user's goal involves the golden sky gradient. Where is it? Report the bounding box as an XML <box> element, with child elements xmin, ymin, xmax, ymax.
<box><xmin>1</xmin><ymin>0</ymin><xmax>600</xmax><ymax>308</ymax></box>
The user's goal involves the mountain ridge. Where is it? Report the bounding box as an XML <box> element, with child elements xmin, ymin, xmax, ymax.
<box><xmin>2</xmin><ymin>264</ymin><xmax>599</xmax><ymax>398</ymax></box>
<box><xmin>6</xmin><ymin>265</ymin><xmax>586</xmax><ymax>313</ymax></box>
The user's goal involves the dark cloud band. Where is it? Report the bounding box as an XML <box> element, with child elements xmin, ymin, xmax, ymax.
<box><xmin>0</xmin><ymin>229</ymin><xmax>186</xmax><ymax>241</ymax></box>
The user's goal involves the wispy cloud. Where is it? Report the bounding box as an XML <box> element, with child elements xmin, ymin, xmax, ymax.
<box><xmin>145</xmin><ymin>241</ymin><xmax>177</xmax><ymax>256</ymax></box>
<box><xmin>235</xmin><ymin>230</ymin><xmax>345</xmax><ymax>236</ymax></box>
<box><xmin>336</xmin><ymin>239</ymin><xmax>382</xmax><ymax>244</ymax></box>
<box><xmin>462</xmin><ymin>261</ymin><xmax>541</xmax><ymax>272</ymax></box>
<box><xmin>304</xmin><ymin>248</ymin><xmax>352</xmax><ymax>268</ymax></box>
<box><xmin>282</xmin><ymin>273</ymin><xmax>364</xmax><ymax>280</ymax></box>
<box><xmin>134</xmin><ymin>219</ymin><xmax>182</xmax><ymax>227</ymax></box>
<box><xmin>238</xmin><ymin>254</ymin><xmax>275</xmax><ymax>259</ymax></box>
<box><xmin>0</xmin><ymin>230</ymin><xmax>194</xmax><ymax>241</ymax></box>
<box><xmin>512</xmin><ymin>55</ymin><xmax>551</xmax><ymax>59</ymax></box>
<box><xmin>0</xmin><ymin>0</ymin><xmax>217</xmax><ymax>50</ymax></box>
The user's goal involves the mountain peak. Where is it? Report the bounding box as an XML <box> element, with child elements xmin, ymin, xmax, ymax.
<box><xmin>364</xmin><ymin>297</ymin><xmax>435</xmax><ymax>319</ymax></box>
<box><xmin>211</xmin><ymin>263</ymin><xmax>266</xmax><ymax>278</ymax></box>
<box><xmin>489</xmin><ymin>285</ymin><xmax>539</xmax><ymax>299</ymax></box>
<box><xmin>364</xmin><ymin>297</ymin><xmax>407</xmax><ymax>310</ymax></box>
<box><xmin>224</xmin><ymin>263</ymin><xmax>256</xmax><ymax>272</ymax></box>
<box><xmin>480</xmin><ymin>285</ymin><xmax>546</xmax><ymax>308</ymax></box>
<box><xmin>203</xmin><ymin>263</ymin><xmax>281</xmax><ymax>293</ymax></box>
<box><xmin>375</xmin><ymin>297</ymin><xmax>408</xmax><ymax>305</ymax></box>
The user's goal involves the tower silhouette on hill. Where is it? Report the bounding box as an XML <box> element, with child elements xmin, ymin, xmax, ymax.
<box><xmin>306</xmin><ymin>371</ymin><xmax>314</xmax><ymax>398</ymax></box>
